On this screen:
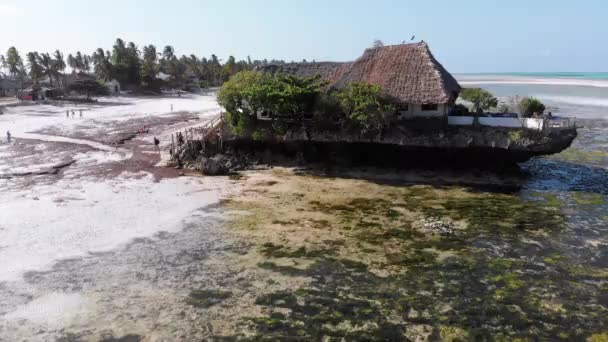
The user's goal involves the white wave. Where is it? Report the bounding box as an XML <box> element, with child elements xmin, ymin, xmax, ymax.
<box><xmin>458</xmin><ymin>76</ymin><xmax>608</xmax><ymax>88</ymax></box>
<box><xmin>535</xmin><ymin>95</ymin><xmax>608</xmax><ymax>108</ymax></box>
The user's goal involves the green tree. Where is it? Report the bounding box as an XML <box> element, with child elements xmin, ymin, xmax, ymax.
<box><xmin>141</xmin><ymin>45</ymin><xmax>160</xmax><ymax>90</ymax></box>
<box><xmin>6</xmin><ymin>47</ymin><xmax>24</xmax><ymax>78</ymax></box>
<box><xmin>111</xmin><ymin>39</ymin><xmax>142</xmax><ymax>86</ymax></box>
<box><xmin>68</xmin><ymin>80</ymin><xmax>108</xmax><ymax>99</ymax></box>
<box><xmin>460</xmin><ymin>88</ymin><xmax>498</xmax><ymax>114</ymax></box>
<box><xmin>335</xmin><ymin>82</ymin><xmax>393</xmax><ymax>135</ymax></box>
<box><xmin>52</xmin><ymin>50</ymin><xmax>66</xmax><ymax>86</ymax></box>
<box><xmin>37</xmin><ymin>53</ymin><xmax>54</xmax><ymax>86</ymax></box>
<box><xmin>67</xmin><ymin>52</ymin><xmax>87</xmax><ymax>73</ymax></box>
<box><xmin>519</xmin><ymin>97</ymin><xmax>546</xmax><ymax>118</ymax></box>
<box><xmin>0</xmin><ymin>55</ymin><xmax>7</xmax><ymax>74</ymax></box>
<box><xmin>92</xmin><ymin>48</ymin><xmax>114</xmax><ymax>81</ymax></box>
<box><xmin>27</xmin><ymin>52</ymin><xmax>43</xmax><ymax>84</ymax></box>
<box><xmin>218</xmin><ymin>70</ymin><xmax>268</xmax><ymax>129</ymax></box>
<box><xmin>267</xmin><ymin>74</ymin><xmax>326</xmax><ymax>122</ymax></box>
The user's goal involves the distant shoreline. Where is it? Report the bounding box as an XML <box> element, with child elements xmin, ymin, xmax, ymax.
<box><xmin>455</xmin><ymin>72</ymin><xmax>608</xmax><ymax>79</ymax></box>
<box><xmin>456</xmin><ymin>73</ymin><xmax>608</xmax><ymax>88</ymax></box>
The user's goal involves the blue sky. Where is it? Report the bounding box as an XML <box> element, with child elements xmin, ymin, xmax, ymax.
<box><xmin>1</xmin><ymin>0</ymin><xmax>606</xmax><ymax>73</ymax></box>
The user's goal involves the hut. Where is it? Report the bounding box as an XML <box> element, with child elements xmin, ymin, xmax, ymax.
<box><xmin>261</xmin><ymin>42</ymin><xmax>461</xmax><ymax>120</ymax></box>
<box><xmin>105</xmin><ymin>79</ymin><xmax>121</xmax><ymax>94</ymax></box>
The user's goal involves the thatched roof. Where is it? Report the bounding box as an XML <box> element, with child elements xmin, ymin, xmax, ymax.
<box><xmin>65</xmin><ymin>72</ymin><xmax>96</xmax><ymax>84</ymax></box>
<box><xmin>261</xmin><ymin>42</ymin><xmax>460</xmax><ymax>104</ymax></box>
<box><xmin>261</xmin><ymin>62</ymin><xmax>353</xmax><ymax>84</ymax></box>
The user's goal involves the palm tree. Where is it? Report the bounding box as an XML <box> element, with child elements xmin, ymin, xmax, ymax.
<box><xmin>37</xmin><ymin>53</ymin><xmax>54</xmax><ymax>86</ymax></box>
<box><xmin>162</xmin><ymin>46</ymin><xmax>175</xmax><ymax>61</ymax></box>
<box><xmin>67</xmin><ymin>54</ymin><xmax>77</xmax><ymax>72</ymax></box>
<box><xmin>53</xmin><ymin>50</ymin><xmax>66</xmax><ymax>87</ymax></box>
<box><xmin>0</xmin><ymin>55</ymin><xmax>8</xmax><ymax>76</ymax></box>
<box><xmin>6</xmin><ymin>47</ymin><xmax>24</xmax><ymax>78</ymax></box>
<box><xmin>141</xmin><ymin>45</ymin><xmax>160</xmax><ymax>88</ymax></box>
<box><xmin>92</xmin><ymin>48</ymin><xmax>113</xmax><ymax>81</ymax></box>
<box><xmin>27</xmin><ymin>52</ymin><xmax>43</xmax><ymax>84</ymax></box>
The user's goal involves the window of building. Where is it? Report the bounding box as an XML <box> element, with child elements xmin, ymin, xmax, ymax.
<box><xmin>421</xmin><ymin>104</ymin><xmax>439</xmax><ymax>111</ymax></box>
<box><xmin>398</xmin><ymin>104</ymin><xmax>409</xmax><ymax>112</ymax></box>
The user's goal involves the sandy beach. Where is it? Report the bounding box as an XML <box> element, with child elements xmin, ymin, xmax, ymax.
<box><xmin>0</xmin><ymin>94</ymin><xmax>243</xmax><ymax>340</ymax></box>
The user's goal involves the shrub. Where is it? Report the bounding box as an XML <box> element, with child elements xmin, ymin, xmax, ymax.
<box><xmin>519</xmin><ymin>97</ymin><xmax>546</xmax><ymax>118</ymax></box>
<box><xmin>335</xmin><ymin>83</ymin><xmax>394</xmax><ymax>135</ymax></box>
<box><xmin>451</xmin><ymin>104</ymin><xmax>470</xmax><ymax>116</ymax></box>
<box><xmin>460</xmin><ymin>88</ymin><xmax>498</xmax><ymax>114</ymax></box>
<box><xmin>68</xmin><ymin>80</ymin><xmax>109</xmax><ymax>99</ymax></box>
<box><xmin>497</xmin><ymin>103</ymin><xmax>510</xmax><ymax>113</ymax></box>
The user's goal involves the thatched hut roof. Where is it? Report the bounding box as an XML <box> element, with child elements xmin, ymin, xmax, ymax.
<box><xmin>261</xmin><ymin>62</ymin><xmax>353</xmax><ymax>84</ymax></box>
<box><xmin>261</xmin><ymin>42</ymin><xmax>461</xmax><ymax>104</ymax></box>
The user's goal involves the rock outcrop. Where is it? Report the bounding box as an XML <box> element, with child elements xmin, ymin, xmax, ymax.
<box><xmin>173</xmin><ymin>122</ymin><xmax>577</xmax><ymax>174</ymax></box>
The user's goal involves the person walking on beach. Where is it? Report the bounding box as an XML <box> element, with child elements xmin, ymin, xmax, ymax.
<box><xmin>6</xmin><ymin>131</ymin><xmax>11</xmax><ymax>143</ymax></box>
<box><xmin>79</xmin><ymin>109</ymin><xmax>83</xmax><ymax>119</ymax></box>
<box><xmin>153</xmin><ymin>137</ymin><xmax>160</xmax><ymax>152</ymax></box>
<box><xmin>71</xmin><ymin>110</ymin><xmax>75</xmax><ymax>119</ymax></box>
<box><xmin>66</xmin><ymin>109</ymin><xmax>69</xmax><ymax>118</ymax></box>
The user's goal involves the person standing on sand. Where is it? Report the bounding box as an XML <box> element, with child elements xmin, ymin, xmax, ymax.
<box><xmin>6</xmin><ymin>131</ymin><xmax>11</xmax><ymax>143</ymax></box>
<box><xmin>71</xmin><ymin>110</ymin><xmax>75</xmax><ymax>119</ymax></box>
<box><xmin>66</xmin><ymin>110</ymin><xmax>69</xmax><ymax>118</ymax></box>
<box><xmin>79</xmin><ymin>109</ymin><xmax>83</xmax><ymax>119</ymax></box>
<box><xmin>153</xmin><ymin>137</ymin><xmax>160</xmax><ymax>152</ymax></box>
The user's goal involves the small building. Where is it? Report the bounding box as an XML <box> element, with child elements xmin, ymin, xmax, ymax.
<box><xmin>65</xmin><ymin>71</ymin><xmax>97</xmax><ymax>87</ymax></box>
<box><xmin>260</xmin><ymin>42</ymin><xmax>461</xmax><ymax>120</ymax></box>
<box><xmin>0</xmin><ymin>76</ymin><xmax>20</xmax><ymax>97</ymax></box>
<box><xmin>105</xmin><ymin>79</ymin><xmax>121</xmax><ymax>93</ymax></box>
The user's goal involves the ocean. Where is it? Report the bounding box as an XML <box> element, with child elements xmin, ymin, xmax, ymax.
<box><xmin>456</xmin><ymin>73</ymin><xmax>608</xmax><ymax>118</ymax></box>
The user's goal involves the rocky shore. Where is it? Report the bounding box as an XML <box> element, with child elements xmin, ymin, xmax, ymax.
<box><xmin>173</xmin><ymin>122</ymin><xmax>578</xmax><ymax>177</ymax></box>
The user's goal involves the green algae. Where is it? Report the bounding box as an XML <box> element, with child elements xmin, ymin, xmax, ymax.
<box><xmin>550</xmin><ymin>148</ymin><xmax>608</xmax><ymax>165</ymax></box>
<box><xmin>572</xmin><ymin>192</ymin><xmax>606</xmax><ymax>206</ymax></box>
<box><xmin>588</xmin><ymin>332</ymin><xmax>608</xmax><ymax>342</ymax></box>
<box><xmin>186</xmin><ymin>289</ymin><xmax>232</xmax><ymax>308</ymax></box>
<box><xmin>222</xmin><ymin>171</ymin><xmax>607</xmax><ymax>339</ymax></box>
<box><xmin>259</xmin><ymin>243</ymin><xmax>335</xmax><ymax>258</ymax></box>
<box><xmin>439</xmin><ymin>325</ymin><xmax>470</xmax><ymax>342</ymax></box>
<box><xmin>258</xmin><ymin>262</ymin><xmax>306</xmax><ymax>276</ymax></box>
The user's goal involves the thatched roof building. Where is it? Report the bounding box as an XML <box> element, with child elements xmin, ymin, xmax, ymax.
<box><xmin>262</xmin><ymin>62</ymin><xmax>353</xmax><ymax>85</ymax></box>
<box><xmin>261</xmin><ymin>42</ymin><xmax>461</xmax><ymax>117</ymax></box>
<box><xmin>334</xmin><ymin>42</ymin><xmax>460</xmax><ymax>105</ymax></box>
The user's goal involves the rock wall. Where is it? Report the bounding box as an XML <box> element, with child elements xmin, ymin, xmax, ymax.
<box><xmin>176</xmin><ymin>124</ymin><xmax>577</xmax><ymax>174</ymax></box>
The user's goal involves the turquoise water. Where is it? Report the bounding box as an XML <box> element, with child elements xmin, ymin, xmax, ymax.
<box><xmin>459</xmin><ymin>72</ymin><xmax>608</xmax><ymax>79</ymax></box>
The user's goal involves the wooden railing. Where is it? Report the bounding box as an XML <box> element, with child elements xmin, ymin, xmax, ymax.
<box><xmin>170</xmin><ymin>113</ymin><xmax>224</xmax><ymax>159</ymax></box>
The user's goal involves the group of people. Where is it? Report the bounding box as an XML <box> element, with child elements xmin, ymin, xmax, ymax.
<box><xmin>66</xmin><ymin>109</ymin><xmax>85</xmax><ymax>119</ymax></box>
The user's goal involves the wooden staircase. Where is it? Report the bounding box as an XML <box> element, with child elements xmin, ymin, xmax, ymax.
<box><xmin>170</xmin><ymin>113</ymin><xmax>224</xmax><ymax>161</ymax></box>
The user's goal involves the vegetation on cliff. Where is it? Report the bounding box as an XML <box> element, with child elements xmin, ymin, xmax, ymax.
<box><xmin>460</xmin><ymin>88</ymin><xmax>498</xmax><ymax>114</ymax></box>
<box><xmin>217</xmin><ymin>70</ymin><xmax>395</xmax><ymax>138</ymax></box>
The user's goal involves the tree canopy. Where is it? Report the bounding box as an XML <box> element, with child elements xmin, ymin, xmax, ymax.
<box><xmin>519</xmin><ymin>97</ymin><xmax>546</xmax><ymax>118</ymax></box>
<box><xmin>335</xmin><ymin>83</ymin><xmax>394</xmax><ymax>134</ymax></box>
<box><xmin>460</xmin><ymin>88</ymin><xmax>498</xmax><ymax>114</ymax></box>
<box><xmin>1</xmin><ymin>38</ymin><xmax>289</xmax><ymax>92</ymax></box>
<box><xmin>218</xmin><ymin>70</ymin><xmax>393</xmax><ymax>138</ymax></box>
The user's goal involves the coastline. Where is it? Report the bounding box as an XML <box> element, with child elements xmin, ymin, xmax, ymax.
<box><xmin>0</xmin><ymin>94</ymin><xmax>606</xmax><ymax>340</ymax></box>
